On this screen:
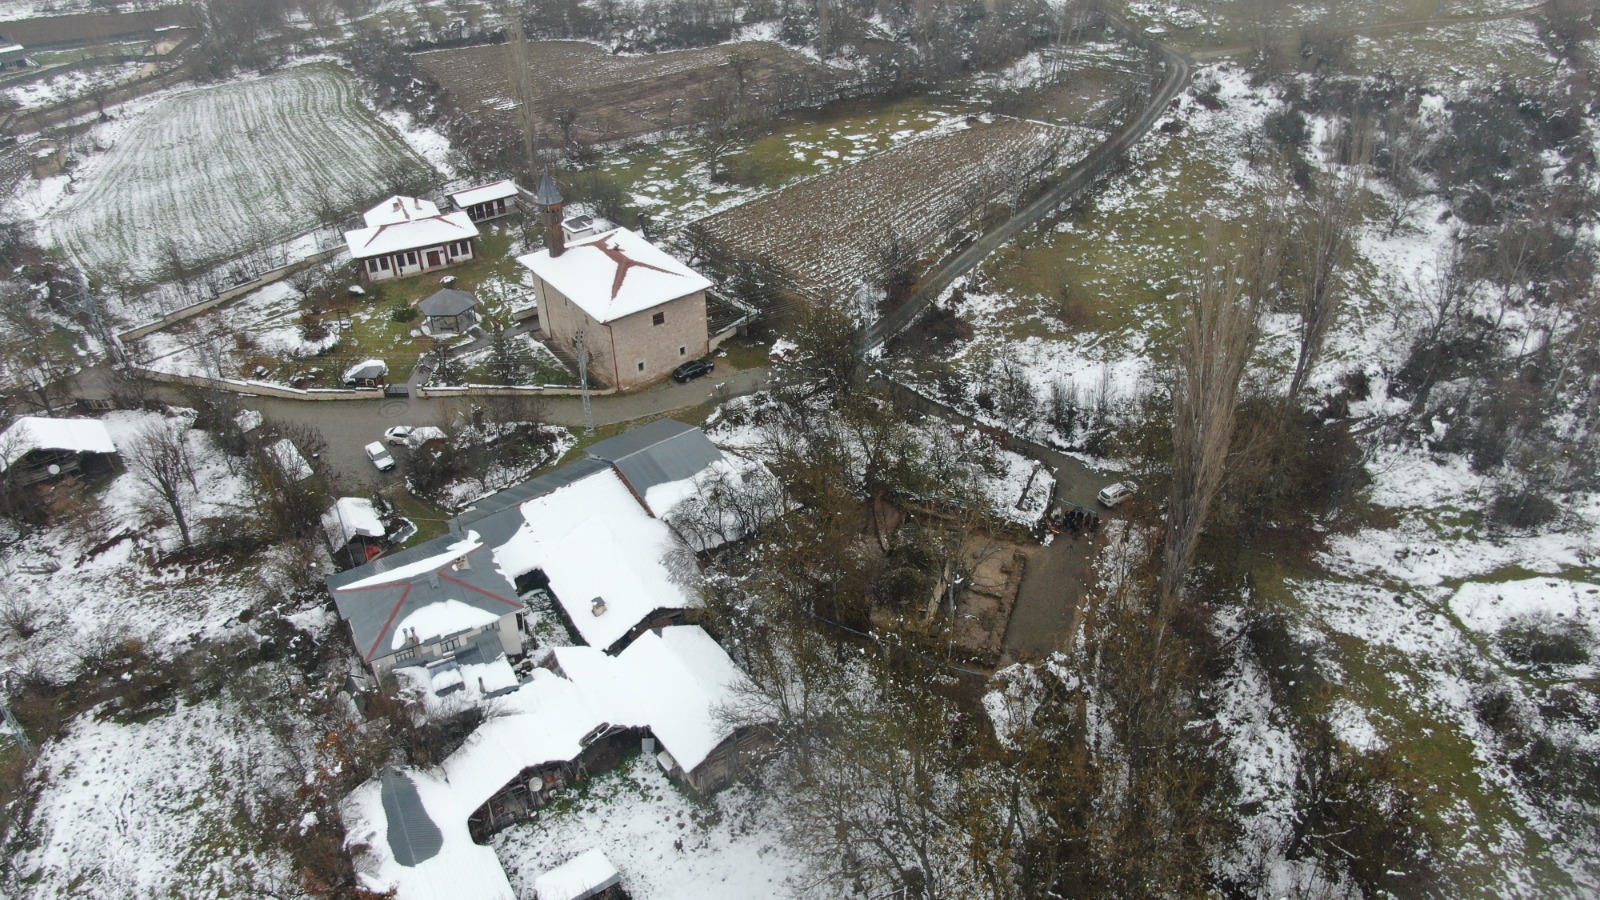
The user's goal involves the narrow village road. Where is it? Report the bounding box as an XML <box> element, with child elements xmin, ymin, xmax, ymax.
<box><xmin>245</xmin><ymin>364</ymin><xmax>771</xmax><ymax>489</ymax></box>
<box><xmin>863</xmin><ymin>20</ymin><xmax>1194</xmax><ymax>350</ymax></box>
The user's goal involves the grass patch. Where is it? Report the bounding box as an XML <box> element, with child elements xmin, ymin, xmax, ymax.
<box><xmin>1327</xmin><ymin>634</ymin><xmax>1570</xmax><ymax>895</ymax></box>
<box><xmin>711</xmin><ymin>334</ymin><xmax>771</xmax><ymax>371</ymax></box>
<box><xmin>972</xmin><ymin>133</ymin><xmax>1256</xmax><ymax>352</ymax></box>
<box><xmin>232</xmin><ymin>228</ymin><xmax>528</xmax><ymax>386</ymax></box>
<box><xmin>383</xmin><ymin>487</ymin><xmax>452</xmax><ymax>547</ymax></box>
<box><xmin>726</xmin><ymin>94</ymin><xmax>967</xmax><ymax>189</ymax></box>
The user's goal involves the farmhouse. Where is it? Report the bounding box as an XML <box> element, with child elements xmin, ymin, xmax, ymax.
<box><xmin>0</xmin><ymin>416</ymin><xmax>117</xmax><ymax>485</ymax></box>
<box><xmin>344</xmin><ymin>195</ymin><xmax>480</xmax><ymax>282</ymax></box>
<box><xmin>344</xmin><ymin>623</ymin><xmax>758</xmax><ymax>900</ymax></box>
<box><xmin>447</xmin><ymin>179</ymin><xmax>519</xmax><ymax>223</ymax></box>
<box><xmin>333</xmin><ymin>425</ymin><xmax>771</xmax><ymax>900</ymax></box>
<box><xmin>518</xmin><ymin>176</ymin><xmax>711</xmax><ymax>391</ymax></box>
<box><xmin>328</xmin><ymin>419</ymin><xmax>754</xmax><ymax>674</ymax></box>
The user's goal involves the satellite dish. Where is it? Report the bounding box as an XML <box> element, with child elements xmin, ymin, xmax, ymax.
<box><xmin>46</xmin><ymin>464</ymin><xmax>60</xmax><ymax>476</ymax></box>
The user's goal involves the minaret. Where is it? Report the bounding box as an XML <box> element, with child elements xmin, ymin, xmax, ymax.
<box><xmin>535</xmin><ymin>171</ymin><xmax>565</xmax><ymax>258</ymax></box>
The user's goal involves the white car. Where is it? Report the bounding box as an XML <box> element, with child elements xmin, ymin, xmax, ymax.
<box><xmin>365</xmin><ymin>441</ymin><xmax>396</xmax><ymax>472</ymax></box>
<box><xmin>1096</xmin><ymin>481</ymin><xmax>1136</xmax><ymax>508</ymax></box>
<box><xmin>384</xmin><ymin>425</ymin><xmax>447</xmax><ymax>448</ymax></box>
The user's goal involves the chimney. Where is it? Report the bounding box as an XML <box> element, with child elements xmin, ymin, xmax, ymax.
<box><xmin>590</xmin><ymin>596</ymin><xmax>607</xmax><ymax>616</ymax></box>
<box><xmin>535</xmin><ymin>172</ymin><xmax>566</xmax><ymax>258</ymax></box>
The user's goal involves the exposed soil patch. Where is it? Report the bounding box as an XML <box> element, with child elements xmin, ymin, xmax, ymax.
<box><xmin>415</xmin><ymin>40</ymin><xmax>837</xmax><ymax>147</ymax></box>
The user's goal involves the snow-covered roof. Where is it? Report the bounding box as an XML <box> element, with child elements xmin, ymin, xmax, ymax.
<box><xmin>555</xmin><ymin>625</ymin><xmax>748</xmax><ymax>772</ymax></box>
<box><xmin>330</xmin><ymin>420</ymin><xmax>729</xmax><ymax>662</ymax></box>
<box><xmin>533</xmin><ymin>849</ymin><xmax>622</xmax><ymax>900</ymax></box>
<box><xmin>491</xmin><ymin>467</ymin><xmax>695</xmax><ymax>650</ymax></box>
<box><xmin>391</xmin><ymin>599</ymin><xmax>499</xmax><ymax>651</ymax></box>
<box><xmin>266</xmin><ymin>439</ymin><xmax>312</xmax><ymax>482</ymax></box>
<box><xmin>449</xmin><ymin>179</ymin><xmax>519</xmax><ymax>207</ymax></box>
<box><xmin>0</xmin><ymin>416</ymin><xmax>116</xmax><ymax>471</ymax></box>
<box><xmin>345</xmin><ymin>210</ymin><xmax>479</xmax><ymax>259</ymax></box>
<box><xmin>322</xmin><ymin>497</ymin><xmax>385</xmax><ymax>547</ymax></box>
<box><xmin>346</xmin><ymin>765</ymin><xmax>515</xmax><ymax>900</ymax></box>
<box><xmin>517</xmin><ymin>227</ymin><xmax>711</xmax><ymax>324</ymax></box>
<box><xmin>342</xmin><ymin>359</ymin><xmax>388</xmax><ymax>382</ymax></box>
<box><xmin>363</xmin><ymin>195</ymin><xmax>441</xmax><ymax>227</ymax></box>
<box><xmin>327</xmin><ymin>531</ymin><xmax>527</xmax><ymax>663</ymax></box>
<box><xmin>344</xmin><ymin>626</ymin><xmax>750</xmax><ymax>900</ymax></box>
<box><xmin>649</xmin><ymin>453</ymin><xmax>781</xmax><ymax>553</ymax></box>
<box><xmin>234</xmin><ymin>409</ymin><xmax>263</xmax><ymax>433</ymax></box>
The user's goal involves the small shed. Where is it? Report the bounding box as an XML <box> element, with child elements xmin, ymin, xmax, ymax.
<box><xmin>322</xmin><ymin>497</ymin><xmax>388</xmax><ymax>568</ymax></box>
<box><xmin>28</xmin><ymin>141</ymin><xmax>62</xmax><ymax>179</ymax></box>
<box><xmin>0</xmin><ymin>36</ymin><xmax>29</xmax><ymax>70</ymax></box>
<box><xmin>0</xmin><ymin>416</ymin><xmax>117</xmax><ymax>485</ymax></box>
<box><xmin>533</xmin><ymin>849</ymin><xmax>623</xmax><ymax>900</ymax></box>
<box><xmin>342</xmin><ymin>359</ymin><xmax>388</xmax><ymax>388</ymax></box>
<box><xmin>419</xmin><ymin>288</ymin><xmax>480</xmax><ymax>335</ymax></box>
<box><xmin>448</xmin><ymin>180</ymin><xmax>519</xmax><ymax>223</ymax></box>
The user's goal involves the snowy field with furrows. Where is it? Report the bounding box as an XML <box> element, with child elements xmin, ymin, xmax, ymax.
<box><xmin>36</xmin><ymin>63</ymin><xmax>433</xmax><ymax>282</ymax></box>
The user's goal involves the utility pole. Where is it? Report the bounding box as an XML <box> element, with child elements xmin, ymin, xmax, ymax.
<box><xmin>574</xmin><ymin>330</ymin><xmax>595</xmax><ymax>434</ymax></box>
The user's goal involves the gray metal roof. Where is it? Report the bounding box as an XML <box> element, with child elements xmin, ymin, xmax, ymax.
<box><xmin>328</xmin><ymin>421</ymin><xmax>723</xmax><ymax>664</ymax></box>
<box><xmin>454</xmin><ymin>456</ymin><xmax>611</xmax><ymax>528</ymax></box>
<box><xmin>584</xmin><ymin>418</ymin><xmax>723</xmax><ymax>504</ymax></box>
<box><xmin>381</xmin><ymin>768</ymin><xmax>442</xmax><ymax>866</ymax></box>
<box><xmin>534</xmin><ymin>172</ymin><xmax>563</xmax><ymax>205</ymax></box>
<box><xmin>326</xmin><ymin>532</ymin><xmax>523</xmax><ymax>663</ymax></box>
<box><xmin>419</xmin><ymin>288</ymin><xmax>478</xmax><ymax>317</ymax></box>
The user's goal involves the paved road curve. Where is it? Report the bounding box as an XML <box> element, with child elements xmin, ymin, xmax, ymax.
<box><xmin>863</xmin><ymin>18</ymin><xmax>1193</xmax><ymax>350</ymax></box>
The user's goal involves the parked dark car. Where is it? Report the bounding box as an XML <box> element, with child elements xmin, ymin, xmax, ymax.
<box><xmin>672</xmin><ymin>358</ymin><xmax>715</xmax><ymax>383</ymax></box>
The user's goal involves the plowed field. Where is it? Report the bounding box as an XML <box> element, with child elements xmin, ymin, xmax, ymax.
<box><xmin>45</xmin><ymin>64</ymin><xmax>434</xmax><ymax>280</ymax></box>
<box><xmin>415</xmin><ymin>40</ymin><xmax>836</xmax><ymax>145</ymax></box>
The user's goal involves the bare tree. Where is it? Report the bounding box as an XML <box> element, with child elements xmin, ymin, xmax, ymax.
<box><xmin>501</xmin><ymin>4</ymin><xmax>542</xmax><ymax>179</ymax></box>
<box><xmin>1159</xmin><ymin>227</ymin><xmax>1270</xmax><ymax>619</ymax></box>
<box><xmin>1285</xmin><ymin>156</ymin><xmax>1367</xmax><ymax>408</ymax></box>
<box><xmin>1378</xmin><ymin>104</ymin><xmax>1434</xmax><ymax>237</ymax></box>
<box><xmin>125</xmin><ymin>420</ymin><xmax>199</xmax><ymax>549</ymax></box>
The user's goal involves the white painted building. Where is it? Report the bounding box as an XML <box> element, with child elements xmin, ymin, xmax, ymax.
<box><xmin>344</xmin><ymin>195</ymin><xmax>481</xmax><ymax>281</ymax></box>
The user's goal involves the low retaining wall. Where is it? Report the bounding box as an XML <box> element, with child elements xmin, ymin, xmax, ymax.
<box><xmin>137</xmin><ymin>368</ymin><xmax>382</xmax><ymax>401</ymax></box>
<box><xmin>118</xmin><ymin>245</ymin><xmax>347</xmax><ymax>343</ymax></box>
<box><xmin>415</xmin><ymin>383</ymin><xmax>615</xmax><ymax>399</ymax></box>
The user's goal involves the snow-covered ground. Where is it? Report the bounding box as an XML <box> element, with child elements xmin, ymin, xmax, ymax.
<box><xmin>946</xmin><ymin>45</ymin><xmax>1600</xmax><ymax>893</ymax></box>
<box><xmin>13</xmin><ymin>688</ymin><xmax>298</xmax><ymax>898</ymax></box>
<box><xmin>1</xmin><ymin>59</ymin><xmax>144</xmax><ymax>110</ymax></box>
<box><xmin>493</xmin><ymin>755</ymin><xmax>805</xmax><ymax>899</ymax></box>
<box><xmin>0</xmin><ymin>409</ymin><xmax>291</xmax><ymax>679</ymax></box>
